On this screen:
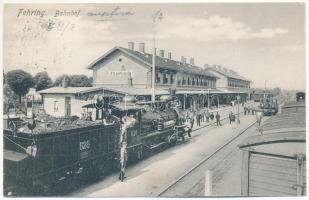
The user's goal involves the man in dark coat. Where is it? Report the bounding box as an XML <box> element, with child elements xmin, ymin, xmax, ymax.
<box><xmin>196</xmin><ymin>113</ymin><xmax>201</xmax><ymax>127</ymax></box>
<box><xmin>229</xmin><ymin>111</ymin><xmax>234</xmax><ymax>124</ymax></box>
<box><xmin>215</xmin><ymin>112</ymin><xmax>221</xmax><ymax>126</ymax></box>
<box><xmin>244</xmin><ymin>106</ymin><xmax>248</xmax><ymax>115</ymax></box>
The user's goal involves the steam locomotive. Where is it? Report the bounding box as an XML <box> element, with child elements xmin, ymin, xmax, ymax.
<box><xmin>258</xmin><ymin>96</ymin><xmax>278</xmax><ymax>116</ymax></box>
<box><xmin>3</xmin><ymin>97</ymin><xmax>189</xmax><ymax>196</ymax></box>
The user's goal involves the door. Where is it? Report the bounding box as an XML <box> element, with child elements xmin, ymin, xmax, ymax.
<box><xmin>247</xmin><ymin>153</ymin><xmax>306</xmax><ymax>196</ymax></box>
<box><xmin>65</xmin><ymin>97</ymin><xmax>71</xmax><ymax>117</ymax></box>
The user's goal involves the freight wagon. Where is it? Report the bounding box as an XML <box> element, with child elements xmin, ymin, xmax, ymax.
<box><xmin>239</xmin><ymin>98</ymin><xmax>306</xmax><ymax>196</ymax></box>
<box><xmin>4</xmin><ymin>120</ymin><xmax>120</xmax><ymax>196</ymax></box>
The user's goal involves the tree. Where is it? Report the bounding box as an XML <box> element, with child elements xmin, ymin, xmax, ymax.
<box><xmin>6</xmin><ymin>70</ymin><xmax>33</xmax><ymax>102</ymax></box>
<box><xmin>53</xmin><ymin>74</ymin><xmax>70</xmax><ymax>87</ymax></box>
<box><xmin>3</xmin><ymin>84</ymin><xmax>19</xmax><ymax>113</ymax></box>
<box><xmin>33</xmin><ymin>71</ymin><xmax>53</xmax><ymax>91</ymax></box>
<box><xmin>70</xmin><ymin>75</ymin><xmax>92</xmax><ymax>87</ymax></box>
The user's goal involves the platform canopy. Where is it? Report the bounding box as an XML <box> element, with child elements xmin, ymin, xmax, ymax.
<box><xmin>175</xmin><ymin>89</ymin><xmax>224</xmax><ymax>95</ymax></box>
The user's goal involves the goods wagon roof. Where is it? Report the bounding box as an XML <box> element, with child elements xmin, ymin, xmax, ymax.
<box><xmin>261</xmin><ymin>112</ymin><xmax>305</xmax><ymax>133</ymax></box>
<box><xmin>281</xmin><ymin>101</ymin><xmax>305</xmax><ymax>109</ymax></box>
<box><xmin>239</xmin><ymin>131</ymin><xmax>305</xmax><ymax>148</ymax></box>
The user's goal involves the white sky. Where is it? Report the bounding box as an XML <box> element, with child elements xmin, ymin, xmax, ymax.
<box><xmin>3</xmin><ymin>3</ymin><xmax>305</xmax><ymax>90</ymax></box>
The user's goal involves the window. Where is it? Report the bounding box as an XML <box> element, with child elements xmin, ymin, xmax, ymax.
<box><xmin>170</xmin><ymin>74</ymin><xmax>174</xmax><ymax>84</ymax></box>
<box><xmin>155</xmin><ymin>73</ymin><xmax>160</xmax><ymax>83</ymax></box>
<box><xmin>54</xmin><ymin>101</ymin><xmax>59</xmax><ymax>112</ymax></box>
<box><xmin>187</xmin><ymin>77</ymin><xmax>191</xmax><ymax>85</ymax></box>
<box><xmin>163</xmin><ymin>73</ymin><xmax>168</xmax><ymax>84</ymax></box>
<box><xmin>182</xmin><ymin>77</ymin><xmax>186</xmax><ymax>85</ymax></box>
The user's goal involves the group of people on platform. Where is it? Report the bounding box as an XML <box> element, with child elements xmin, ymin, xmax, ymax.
<box><xmin>182</xmin><ymin>101</ymin><xmax>258</xmax><ymax>131</ymax></box>
<box><xmin>243</xmin><ymin>105</ymin><xmax>256</xmax><ymax>115</ymax></box>
<box><xmin>182</xmin><ymin>108</ymin><xmax>224</xmax><ymax>130</ymax></box>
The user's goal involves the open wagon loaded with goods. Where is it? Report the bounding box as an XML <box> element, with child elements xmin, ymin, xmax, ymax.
<box><xmin>3</xmin><ymin>114</ymin><xmax>120</xmax><ymax>196</ymax></box>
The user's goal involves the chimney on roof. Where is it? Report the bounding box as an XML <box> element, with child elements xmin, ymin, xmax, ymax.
<box><xmin>204</xmin><ymin>64</ymin><xmax>209</xmax><ymax>69</ymax></box>
<box><xmin>138</xmin><ymin>43</ymin><xmax>145</xmax><ymax>53</ymax></box>
<box><xmin>159</xmin><ymin>50</ymin><xmax>165</xmax><ymax>57</ymax></box>
<box><xmin>223</xmin><ymin>67</ymin><xmax>228</xmax><ymax>72</ymax></box>
<box><xmin>190</xmin><ymin>58</ymin><xmax>194</xmax><ymax>66</ymax></box>
<box><xmin>168</xmin><ymin>52</ymin><xmax>172</xmax><ymax>59</ymax></box>
<box><xmin>181</xmin><ymin>56</ymin><xmax>186</xmax><ymax>65</ymax></box>
<box><xmin>128</xmin><ymin>42</ymin><xmax>134</xmax><ymax>50</ymax></box>
<box><xmin>62</xmin><ymin>77</ymin><xmax>68</xmax><ymax>88</ymax></box>
<box><xmin>218</xmin><ymin>65</ymin><xmax>222</xmax><ymax>70</ymax></box>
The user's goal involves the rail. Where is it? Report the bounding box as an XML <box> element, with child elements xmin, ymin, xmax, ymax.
<box><xmin>157</xmin><ymin>117</ymin><xmax>258</xmax><ymax>196</ymax></box>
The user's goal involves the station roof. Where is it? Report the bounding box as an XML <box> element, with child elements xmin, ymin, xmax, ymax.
<box><xmin>38</xmin><ymin>86</ymin><xmax>169</xmax><ymax>96</ymax></box>
<box><xmin>176</xmin><ymin>89</ymin><xmax>224</xmax><ymax>94</ymax></box>
<box><xmin>38</xmin><ymin>87</ymin><xmax>94</xmax><ymax>94</ymax></box>
<box><xmin>87</xmin><ymin>46</ymin><xmax>219</xmax><ymax>79</ymax></box>
<box><xmin>207</xmin><ymin>67</ymin><xmax>250</xmax><ymax>82</ymax></box>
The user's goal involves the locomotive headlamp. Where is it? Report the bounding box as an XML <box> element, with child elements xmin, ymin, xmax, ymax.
<box><xmin>98</xmin><ymin>95</ymin><xmax>103</xmax><ymax>101</ymax></box>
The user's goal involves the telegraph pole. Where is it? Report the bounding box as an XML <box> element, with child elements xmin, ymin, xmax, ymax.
<box><xmin>264</xmin><ymin>80</ymin><xmax>267</xmax><ymax>98</ymax></box>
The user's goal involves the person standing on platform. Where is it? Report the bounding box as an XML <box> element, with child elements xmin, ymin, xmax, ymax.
<box><xmin>229</xmin><ymin>111</ymin><xmax>234</xmax><ymax>124</ymax></box>
<box><xmin>244</xmin><ymin>106</ymin><xmax>248</xmax><ymax>115</ymax></box>
<box><xmin>119</xmin><ymin>142</ymin><xmax>127</xmax><ymax>182</ymax></box>
<box><xmin>256</xmin><ymin>110</ymin><xmax>263</xmax><ymax>126</ymax></box>
<box><xmin>205</xmin><ymin>109</ymin><xmax>210</xmax><ymax>123</ymax></box>
<box><xmin>210</xmin><ymin>112</ymin><xmax>214</xmax><ymax>121</ymax></box>
<box><xmin>215</xmin><ymin>112</ymin><xmax>221</xmax><ymax>126</ymax></box>
<box><xmin>196</xmin><ymin>112</ymin><xmax>201</xmax><ymax>127</ymax></box>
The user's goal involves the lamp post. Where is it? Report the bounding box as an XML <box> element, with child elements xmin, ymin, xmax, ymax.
<box><xmin>207</xmin><ymin>89</ymin><xmax>210</xmax><ymax>108</ymax></box>
<box><xmin>237</xmin><ymin>95</ymin><xmax>240</xmax><ymax>123</ymax></box>
<box><xmin>151</xmin><ymin>10</ymin><xmax>163</xmax><ymax>104</ymax></box>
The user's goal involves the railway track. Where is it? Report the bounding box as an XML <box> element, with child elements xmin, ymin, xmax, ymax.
<box><xmin>157</xmin><ymin>117</ymin><xmax>262</xmax><ymax>196</ymax></box>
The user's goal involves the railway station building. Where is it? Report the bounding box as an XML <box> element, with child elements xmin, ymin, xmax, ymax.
<box><xmin>39</xmin><ymin>42</ymin><xmax>252</xmax><ymax>117</ymax></box>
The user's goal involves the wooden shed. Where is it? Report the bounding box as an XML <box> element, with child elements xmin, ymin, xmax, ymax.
<box><xmin>239</xmin><ymin>101</ymin><xmax>306</xmax><ymax>196</ymax></box>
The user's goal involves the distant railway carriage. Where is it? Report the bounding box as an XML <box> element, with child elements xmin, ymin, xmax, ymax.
<box><xmin>239</xmin><ymin>98</ymin><xmax>306</xmax><ymax>197</ymax></box>
<box><xmin>296</xmin><ymin>92</ymin><xmax>305</xmax><ymax>102</ymax></box>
